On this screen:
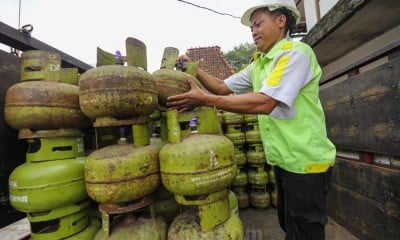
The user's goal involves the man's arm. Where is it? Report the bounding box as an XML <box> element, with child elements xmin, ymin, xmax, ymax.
<box><xmin>167</xmin><ymin>78</ymin><xmax>278</xmax><ymax>114</ymax></box>
<box><xmin>196</xmin><ymin>68</ymin><xmax>233</xmax><ymax>95</ymax></box>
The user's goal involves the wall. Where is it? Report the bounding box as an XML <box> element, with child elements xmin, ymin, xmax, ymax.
<box><xmin>302</xmin><ymin>0</ymin><xmax>400</xmax><ymax>239</ymax></box>
<box><xmin>303</xmin><ymin>0</ymin><xmax>339</xmax><ymax>30</ymax></box>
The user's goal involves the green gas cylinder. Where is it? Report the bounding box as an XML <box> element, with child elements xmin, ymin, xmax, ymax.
<box><xmin>244</xmin><ymin>114</ymin><xmax>258</xmax><ymax>123</ymax></box>
<box><xmin>9</xmin><ymin>131</ymin><xmax>87</xmax><ymax>212</ymax></box>
<box><xmin>152</xmin><ymin>47</ymin><xmax>203</xmax><ymax>107</ymax></box>
<box><xmin>19</xmin><ymin>50</ymin><xmax>61</xmax><ymax>81</ymax></box>
<box><xmin>5</xmin><ymin>80</ymin><xmax>90</xmax><ymax>130</ymax></box>
<box><xmin>245</xmin><ymin>122</ymin><xmax>261</xmax><ymax>144</ymax></box>
<box><xmin>79</xmin><ymin>65</ymin><xmax>158</xmax><ymax>121</ymax></box>
<box><xmin>153</xmin><ymin>186</ymin><xmax>180</xmax><ymax>223</ymax></box>
<box><xmin>233</xmin><ymin>187</ymin><xmax>249</xmax><ymax>210</ymax></box>
<box><xmin>167</xmin><ymin>208</ymin><xmax>244</xmax><ymax>240</ymax></box>
<box><xmin>250</xmin><ymin>189</ymin><xmax>271</xmax><ymax>209</ymax></box>
<box><xmin>28</xmin><ymin>199</ymin><xmax>90</xmax><ymax>240</ymax></box>
<box><xmin>224</xmin><ymin>124</ymin><xmax>245</xmax><ymax>146</ymax></box>
<box><xmin>159</xmin><ymin>114</ymin><xmax>236</xmax><ymax>196</ymax></box>
<box><xmin>234</xmin><ymin>145</ymin><xmax>246</xmax><ymax>166</ymax></box>
<box><xmin>85</xmin><ymin>125</ymin><xmax>160</xmax><ymax>204</ymax></box>
<box><xmin>94</xmin><ymin>213</ymin><xmax>167</xmax><ymax>240</ymax></box>
<box><xmin>231</xmin><ymin>167</ymin><xmax>248</xmax><ymax>188</ymax></box>
<box><xmin>248</xmin><ymin>166</ymin><xmax>269</xmax><ymax>188</ymax></box>
<box><xmin>223</xmin><ymin>111</ymin><xmax>244</xmax><ymax>125</ymax></box>
<box><xmin>9</xmin><ymin>157</ymin><xmax>87</xmax><ymax>212</ymax></box>
<box><xmin>65</xmin><ymin>216</ymin><xmax>102</xmax><ymax>240</ymax></box>
<box><xmin>269</xmin><ymin>168</ymin><xmax>276</xmax><ymax>184</ymax></box>
<box><xmin>246</xmin><ymin>143</ymin><xmax>265</xmax><ymax>166</ymax></box>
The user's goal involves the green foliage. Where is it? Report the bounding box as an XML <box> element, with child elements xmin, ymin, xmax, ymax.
<box><xmin>223</xmin><ymin>43</ymin><xmax>256</xmax><ymax>73</ymax></box>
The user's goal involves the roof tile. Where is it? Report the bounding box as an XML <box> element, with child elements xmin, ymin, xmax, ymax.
<box><xmin>186</xmin><ymin>46</ymin><xmax>234</xmax><ymax>79</ymax></box>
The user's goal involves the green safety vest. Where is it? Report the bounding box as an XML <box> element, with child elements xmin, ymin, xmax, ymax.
<box><xmin>251</xmin><ymin>39</ymin><xmax>336</xmax><ymax>174</ymax></box>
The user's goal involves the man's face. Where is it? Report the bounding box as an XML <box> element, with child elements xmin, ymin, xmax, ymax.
<box><xmin>250</xmin><ymin>9</ymin><xmax>285</xmax><ymax>53</ymax></box>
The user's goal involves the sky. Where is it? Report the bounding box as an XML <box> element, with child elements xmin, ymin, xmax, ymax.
<box><xmin>0</xmin><ymin>0</ymin><xmax>253</xmax><ymax>72</ymax></box>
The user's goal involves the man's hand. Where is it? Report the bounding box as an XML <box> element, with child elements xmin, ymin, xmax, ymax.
<box><xmin>167</xmin><ymin>78</ymin><xmax>207</xmax><ymax>112</ymax></box>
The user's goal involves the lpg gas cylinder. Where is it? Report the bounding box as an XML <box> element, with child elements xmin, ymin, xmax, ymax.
<box><xmin>19</xmin><ymin>50</ymin><xmax>61</xmax><ymax>82</ymax></box>
<box><xmin>84</xmin><ymin>126</ymin><xmax>160</xmax><ymax>203</ymax></box>
<box><xmin>269</xmin><ymin>168</ymin><xmax>276</xmax><ymax>184</ymax></box>
<box><xmin>94</xmin><ymin>213</ymin><xmax>167</xmax><ymax>240</ymax></box>
<box><xmin>65</xmin><ymin>217</ymin><xmax>101</xmax><ymax>240</ymax></box>
<box><xmin>231</xmin><ymin>167</ymin><xmax>248</xmax><ymax>188</ymax></box>
<box><xmin>5</xmin><ymin>80</ymin><xmax>90</xmax><ymax>130</ymax></box>
<box><xmin>250</xmin><ymin>189</ymin><xmax>271</xmax><ymax>209</ymax></box>
<box><xmin>245</xmin><ymin>122</ymin><xmax>261</xmax><ymax>144</ymax></box>
<box><xmin>246</xmin><ymin>143</ymin><xmax>265</xmax><ymax>166</ymax></box>
<box><xmin>152</xmin><ymin>47</ymin><xmax>202</xmax><ymax>107</ymax></box>
<box><xmin>248</xmin><ymin>166</ymin><xmax>269</xmax><ymax>188</ymax></box>
<box><xmin>28</xmin><ymin>199</ymin><xmax>90</xmax><ymax>240</ymax></box>
<box><xmin>224</xmin><ymin>124</ymin><xmax>245</xmax><ymax>146</ymax></box>
<box><xmin>79</xmin><ymin>65</ymin><xmax>158</xmax><ymax>120</ymax></box>
<box><xmin>244</xmin><ymin>114</ymin><xmax>258</xmax><ymax>123</ymax></box>
<box><xmin>233</xmin><ymin>187</ymin><xmax>249</xmax><ymax>210</ymax></box>
<box><xmin>271</xmin><ymin>189</ymin><xmax>278</xmax><ymax>207</ymax></box>
<box><xmin>167</xmin><ymin>208</ymin><xmax>244</xmax><ymax>240</ymax></box>
<box><xmin>223</xmin><ymin>111</ymin><xmax>244</xmax><ymax>125</ymax></box>
<box><xmin>234</xmin><ymin>145</ymin><xmax>246</xmax><ymax>166</ymax></box>
<box><xmin>9</xmin><ymin>157</ymin><xmax>87</xmax><ymax>212</ymax></box>
<box><xmin>159</xmin><ymin>114</ymin><xmax>236</xmax><ymax>196</ymax></box>
<box><xmin>9</xmin><ymin>131</ymin><xmax>87</xmax><ymax>212</ymax></box>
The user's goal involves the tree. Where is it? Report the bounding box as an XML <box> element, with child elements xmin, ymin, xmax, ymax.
<box><xmin>223</xmin><ymin>43</ymin><xmax>256</xmax><ymax>73</ymax></box>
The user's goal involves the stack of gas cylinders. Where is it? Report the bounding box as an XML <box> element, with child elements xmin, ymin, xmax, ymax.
<box><xmin>222</xmin><ymin>111</ymin><xmax>278</xmax><ymax>210</ymax></box>
<box><xmin>5</xmin><ymin>50</ymin><xmax>100</xmax><ymax>239</ymax></box>
<box><xmin>5</xmin><ymin>38</ymin><xmax>245</xmax><ymax>239</ymax></box>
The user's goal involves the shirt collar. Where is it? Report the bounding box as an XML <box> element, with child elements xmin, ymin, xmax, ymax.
<box><xmin>253</xmin><ymin>38</ymin><xmax>289</xmax><ymax>61</ymax></box>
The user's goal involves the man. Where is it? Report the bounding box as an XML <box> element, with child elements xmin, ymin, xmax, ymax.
<box><xmin>167</xmin><ymin>0</ymin><xmax>336</xmax><ymax>239</ymax></box>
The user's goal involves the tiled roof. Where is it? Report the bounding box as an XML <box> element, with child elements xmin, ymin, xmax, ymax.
<box><xmin>186</xmin><ymin>46</ymin><xmax>234</xmax><ymax>79</ymax></box>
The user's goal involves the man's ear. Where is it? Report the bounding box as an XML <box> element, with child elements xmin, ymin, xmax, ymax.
<box><xmin>276</xmin><ymin>14</ymin><xmax>287</xmax><ymax>28</ymax></box>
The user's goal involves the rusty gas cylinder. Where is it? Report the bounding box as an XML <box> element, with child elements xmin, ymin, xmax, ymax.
<box><xmin>79</xmin><ymin>65</ymin><xmax>157</xmax><ymax>121</ymax></box>
<box><xmin>250</xmin><ymin>189</ymin><xmax>271</xmax><ymax>209</ymax></box>
<box><xmin>153</xmin><ymin>185</ymin><xmax>180</xmax><ymax>223</ymax></box>
<box><xmin>20</xmin><ymin>50</ymin><xmax>61</xmax><ymax>81</ymax></box>
<box><xmin>233</xmin><ymin>187</ymin><xmax>249</xmax><ymax>210</ymax></box>
<box><xmin>223</xmin><ymin>111</ymin><xmax>244</xmax><ymax>125</ymax></box>
<box><xmin>245</xmin><ymin>122</ymin><xmax>261</xmax><ymax>144</ymax></box>
<box><xmin>244</xmin><ymin>114</ymin><xmax>258</xmax><ymax>123</ymax></box>
<box><xmin>94</xmin><ymin>213</ymin><xmax>167</xmax><ymax>240</ymax></box>
<box><xmin>84</xmin><ymin>125</ymin><xmax>160</xmax><ymax>203</ymax></box>
<box><xmin>224</xmin><ymin>124</ymin><xmax>245</xmax><ymax>146</ymax></box>
<box><xmin>231</xmin><ymin>167</ymin><xmax>248</xmax><ymax>188</ymax></box>
<box><xmin>152</xmin><ymin>47</ymin><xmax>203</xmax><ymax>107</ymax></box>
<box><xmin>246</xmin><ymin>143</ymin><xmax>265</xmax><ymax>166</ymax></box>
<box><xmin>159</xmin><ymin>112</ymin><xmax>236</xmax><ymax>196</ymax></box>
<box><xmin>271</xmin><ymin>189</ymin><xmax>278</xmax><ymax>207</ymax></box>
<box><xmin>248</xmin><ymin>166</ymin><xmax>269</xmax><ymax>188</ymax></box>
<box><xmin>168</xmin><ymin>208</ymin><xmax>244</xmax><ymax>240</ymax></box>
<box><xmin>269</xmin><ymin>168</ymin><xmax>276</xmax><ymax>184</ymax></box>
<box><xmin>234</xmin><ymin>145</ymin><xmax>246</xmax><ymax>166</ymax></box>
<box><xmin>5</xmin><ymin>80</ymin><xmax>90</xmax><ymax>130</ymax></box>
